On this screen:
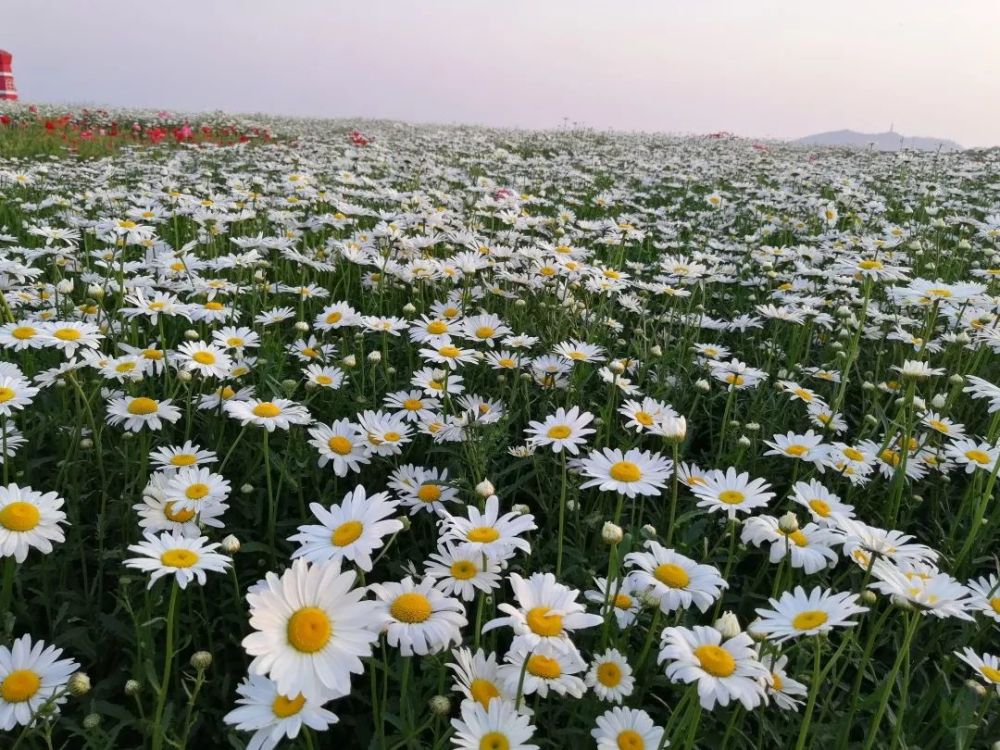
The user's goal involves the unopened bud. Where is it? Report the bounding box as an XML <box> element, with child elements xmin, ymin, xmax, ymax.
<box><xmin>190</xmin><ymin>651</ymin><xmax>213</xmax><ymax>671</ymax></box>
<box><xmin>87</xmin><ymin>284</ymin><xmax>105</xmax><ymax>299</ymax></box>
<box><xmin>714</xmin><ymin>611</ymin><xmax>741</xmax><ymax>639</ymax></box>
<box><xmin>650</xmin><ymin>345</ymin><xmax>663</xmax><ymax>357</ymax></box>
<box><xmin>476</xmin><ymin>480</ymin><xmax>495</xmax><ymax>498</ymax></box>
<box><xmin>859</xmin><ymin>590</ymin><xmax>877</xmax><ymax>606</ymax></box>
<box><xmin>240</xmin><ymin>483</ymin><xmax>254</xmax><ymax>494</ymax></box>
<box><xmin>183</xmin><ymin>329</ymin><xmax>199</xmax><ymax>340</ymax></box>
<box><xmin>778</xmin><ymin>512</ymin><xmax>799</xmax><ymax>534</ymax></box>
<box><xmin>429</xmin><ymin>694</ymin><xmax>451</xmax><ymax>715</ymax></box>
<box><xmin>511</xmin><ymin>503</ymin><xmax>530</xmax><ymax>515</ymax></box>
<box><xmin>221</xmin><ymin>534</ymin><xmax>240</xmax><ymax>554</ymax></box>
<box><xmin>641</xmin><ymin>524</ymin><xmax>657</xmax><ymax>538</ymax></box>
<box><xmin>695</xmin><ymin>379</ymin><xmax>710</xmax><ymax>392</ymax></box>
<box><xmin>294</xmin><ymin>321</ymin><xmax>309</xmax><ymax>332</ymax></box>
<box><xmin>367</xmin><ymin>350</ymin><xmax>382</xmax><ymax>363</ymax></box>
<box><xmin>342</xmin><ymin>355</ymin><xmax>357</xmax><ymax>368</ymax></box>
<box><xmin>176</xmin><ymin>370</ymin><xmax>192</xmax><ymax>383</ymax></box>
<box><xmin>402</xmin><ymin>303</ymin><xmax>417</xmax><ymax>315</ymax></box>
<box><xmin>125</xmin><ymin>679</ymin><xmax>142</xmax><ymax>696</ymax></box>
<box><xmin>56</xmin><ymin>278</ymin><xmax>74</xmax><ymax>294</ymax></box>
<box><xmin>79</xmin><ymin>437</ymin><xmax>94</xmax><ymax>450</ymax></box>
<box><xmin>68</xmin><ymin>672</ymin><xmax>92</xmax><ymax>696</ymax></box>
<box><xmin>737</xmin><ymin>435</ymin><xmax>751</xmax><ymax>447</ymax></box>
<box><xmin>602</xmin><ymin>522</ymin><xmax>624</xmax><ymax>544</ymax></box>
<box><xmin>966</xmin><ymin>679</ymin><xmax>988</xmax><ymax>697</ymax></box>
<box><xmin>82</xmin><ymin>713</ymin><xmax>101</xmax><ymax>730</ymax></box>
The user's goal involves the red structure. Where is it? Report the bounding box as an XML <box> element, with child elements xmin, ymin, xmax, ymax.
<box><xmin>0</xmin><ymin>50</ymin><xmax>18</xmax><ymax>101</ymax></box>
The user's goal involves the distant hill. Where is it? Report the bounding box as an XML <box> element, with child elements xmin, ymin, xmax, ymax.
<box><xmin>795</xmin><ymin>129</ymin><xmax>962</xmax><ymax>152</ymax></box>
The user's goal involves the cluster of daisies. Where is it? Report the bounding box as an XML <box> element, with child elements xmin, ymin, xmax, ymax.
<box><xmin>1</xmin><ymin>109</ymin><xmax>999</xmax><ymax>748</ymax></box>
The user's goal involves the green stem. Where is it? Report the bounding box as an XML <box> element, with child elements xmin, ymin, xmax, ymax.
<box><xmin>863</xmin><ymin>611</ymin><xmax>921</xmax><ymax>750</ymax></box>
<box><xmin>151</xmin><ymin>581</ymin><xmax>180</xmax><ymax>750</ymax></box>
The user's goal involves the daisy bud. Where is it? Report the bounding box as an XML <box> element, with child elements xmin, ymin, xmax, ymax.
<box><xmin>124</xmin><ymin>679</ymin><xmax>142</xmax><ymax>697</ymax></box>
<box><xmin>342</xmin><ymin>354</ymin><xmax>357</xmax><ymax>368</ymax></box>
<box><xmin>931</xmin><ymin>393</ymin><xmax>947</xmax><ymax>409</ymax></box>
<box><xmin>367</xmin><ymin>351</ymin><xmax>382</xmax><ymax>363</ymax></box>
<box><xmin>476</xmin><ymin>479</ymin><xmax>495</xmax><ymax>498</ymax></box>
<box><xmin>221</xmin><ymin>534</ymin><xmax>241</xmax><ymax>554</ymax></box>
<box><xmin>859</xmin><ymin>590</ymin><xmax>877</xmax><ymax>606</ymax></box>
<box><xmin>744</xmin><ymin>422</ymin><xmax>760</xmax><ymax>432</ymax></box>
<box><xmin>862</xmin><ymin>381</ymin><xmax>875</xmax><ymax>391</ymax></box>
<box><xmin>778</xmin><ymin>512</ymin><xmax>799</xmax><ymax>534</ymax></box>
<box><xmin>955</xmin><ymin>332</ymin><xmax>971</xmax><ymax>345</ymax></box>
<box><xmin>514</xmin><ymin>299</ymin><xmax>527</xmax><ymax>307</ymax></box>
<box><xmin>864</xmin><ymin>414</ymin><xmax>878</xmax><ymax>426</ymax></box>
<box><xmin>566</xmin><ymin>499</ymin><xmax>577</xmax><ymax>512</ymax></box>
<box><xmin>640</xmin><ymin>591</ymin><xmax>661</xmax><ymax>610</ymax></box>
<box><xmin>68</xmin><ymin>672</ymin><xmax>92</xmax><ymax>696</ymax></box>
<box><xmin>402</xmin><ymin>303</ymin><xmax>417</xmax><ymax>315</ymax></box>
<box><xmin>56</xmin><ymin>278</ymin><xmax>74</xmax><ymax>294</ymax></box>
<box><xmin>293</xmin><ymin>321</ymin><xmax>309</xmax><ymax>332</ymax></box>
<box><xmin>432</xmin><ymin>369</ymin><xmax>447</xmax><ymax>380</ymax></box>
<box><xmin>429</xmin><ymin>695</ymin><xmax>451</xmax><ymax>715</ymax></box>
<box><xmin>890</xmin><ymin>594</ymin><xmax>915</xmax><ymax>611</ymax></box>
<box><xmin>79</xmin><ymin>437</ymin><xmax>94</xmax><ymax>450</ymax></box>
<box><xmin>695</xmin><ymin>379</ymin><xmax>710</xmax><ymax>392</ymax></box>
<box><xmin>601</xmin><ymin>521</ymin><xmax>624</xmax><ymax>545</ymax></box>
<box><xmin>399</xmin><ymin>516</ymin><xmax>412</xmax><ymax>531</ymax></box>
<box><xmin>966</xmin><ymin>679</ymin><xmax>988</xmax><ymax>697</ymax></box>
<box><xmin>641</xmin><ymin>524</ymin><xmax>657</xmax><ymax>538</ymax></box>
<box><xmin>728</xmin><ymin>420</ymin><xmax>741</xmax><ymax>428</ymax></box>
<box><xmin>281</xmin><ymin>378</ymin><xmax>298</xmax><ymax>392</ymax></box>
<box><xmin>912</xmin><ymin>397</ymin><xmax>926</xmax><ymax>412</ymax></box>
<box><xmin>737</xmin><ymin>435</ymin><xmax>751</xmax><ymax>448</ymax></box>
<box><xmin>87</xmin><ymin>284</ymin><xmax>105</xmax><ymax>299</ymax></box>
<box><xmin>190</xmin><ymin>651</ymin><xmax>213</xmax><ymax>671</ymax></box>
<box><xmin>660</xmin><ymin>415</ymin><xmax>687</xmax><ymax>442</ymax></box>
<box><xmin>253</xmin><ymin>270</ymin><xmax>266</xmax><ymax>281</ymax></box>
<box><xmin>949</xmin><ymin>374</ymin><xmax>965</xmax><ymax>386</ymax></box>
<box><xmin>650</xmin><ymin>345</ymin><xmax>663</xmax><ymax>357</ymax></box>
<box><xmin>82</xmin><ymin>713</ymin><xmax>101</xmax><ymax>730</ymax></box>
<box><xmin>993</xmin><ymin>741</ymin><xmax>1000</xmax><ymax>750</ymax></box>
<box><xmin>387</xmin><ymin>367</ymin><xmax>396</xmax><ymax>375</ymax></box>
<box><xmin>609</xmin><ymin>361</ymin><xmax>625</xmax><ymax>374</ymax></box>
<box><xmin>240</xmin><ymin>483</ymin><xmax>254</xmax><ymax>494</ymax></box>
<box><xmin>777</xmin><ymin>369</ymin><xmax>788</xmax><ymax>379</ymax></box>
<box><xmin>512</xmin><ymin>503</ymin><xmax>530</xmax><ymax>515</ymax></box>
<box><xmin>183</xmin><ymin>329</ymin><xmax>199</xmax><ymax>340</ymax></box>
<box><xmin>177</xmin><ymin>370</ymin><xmax>193</xmax><ymax>383</ymax></box>
<box><xmin>714</xmin><ymin>611</ymin><xmax>741</xmax><ymax>639</ymax></box>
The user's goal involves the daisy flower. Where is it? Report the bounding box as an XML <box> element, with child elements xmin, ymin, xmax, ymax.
<box><xmin>164</xmin><ymin>467</ymin><xmax>231</xmax><ymax>512</ymax></box>
<box><xmin>499</xmin><ymin>640</ymin><xmax>587</xmax><ymax>699</ymax></box>
<box><xmin>658</xmin><ymin>625</ymin><xmax>768</xmax><ymax>709</ymax></box>
<box><xmin>242</xmin><ymin>558</ymin><xmax>379</xmax><ymax>701</ymax></box>
<box><xmin>554</xmin><ymin>339</ymin><xmax>606</xmax><ymax>363</ymax></box>
<box><xmin>966</xmin><ymin>574</ymin><xmax>1000</xmax><ymax>622</ymax></box>
<box><xmin>584</xmin><ymin>576</ymin><xmax>641</xmax><ymax>629</ymax></box>
<box><xmin>225</xmin><ymin>398</ymin><xmax>312</xmax><ymax>431</ymax></box>
<box><xmin>306</xmin><ymin>420</ymin><xmax>370</xmax><ymax>476</ymax></box>
<box><xmin>945</xmin><ymin>437</ymin><xmax>1000</xmax><ymax>474</ymax></box>
<box><xmin>314</xmin><ymin>301</ymin><xmax>361</xmax><ymax>331</ymax></box>
<box><xmin>369</xmin><ymin>576</ymin><xmax>467</xmax><ymax>656</ymax></box>
<box><xmin>524</xmin><ymin>406</ymin><xmax>595</xmax><ymax>455</ymax></box>
<box><xmin>868</xmin><ymin>559</ymin><xmax>974</xmax><ymax>620</ymax></box>
<box><xmin>955</xmin><ymin>648</ymin><xmax>1000</xmax><ymax>695</ymax></box>
<box><xmin>741</xmin><ymin>516</ymin><xmax>839</xmax><ymax>574</ymax></box>
<box><xmin>288</xmin><ymin>485</ymin><xmax>403</xmax><ymax>572</ymax></box>
<box><xmin>585</xmin><ymin>649</ymin><xmax>635</xmax><ymax>704</ymax></box>
<box><xmin>424</xmin><ymin>544</ymin><xmax>502</xmax><ymax>601</ymax></box>
<box><xmin>212</xmin><ymin>325</ymin><xmax>260</xmax><ymax>352</ymax></box>
<box><xmin>448</xmin><ymin>648</ymin><xmax>512</xmax><ymax>709</ymax></box>
<box><xmin>591</xmin><ymin>706</ymin><xmax>663</xmax><ymax>750</ymax></box>
<box><xmin>41</xmin><ymin>321</ymin><xmax>103</xmax><ymax>354</ymax></box>
<box><xmin>752</xmin><ymin>586</ymin><xmax>867</xmax><ymax>642</ymax></box>
<box><xmin>0</xmin><ymin>634</ymin><xmax>79</xmax><ymax>731</ymax></box>
<box><xmin>0</xmin><ymin>484</ymin><xmax>67</xmax><ymax>563</ymax></box>
<box><xmin>578</xmin><ymin>447</ymin><xmax>673</xmax><ymax>498</ymax></box>
<box><xmin>411</xmin><ymin>366</ymin><xmax>465</xmax><ymax>397</ymax></box>
<box><xmin>450</xmin><ymin>697</ymin><xmax>538</xmax><ymax>750</ymax></box>
<box><xmin>384</xmin><ymin>390</ymin><xmax>441</xmax><ymax>423</ymax></box>
<box><xmin>105</xmin><ymin>395</ymin><xmax>182</xmax><ymax>433</ymax></box>
<box><xmin>133</xmin><ymin>474</ymin><xmax>227</xmax><ymax>536</ymax></box>
<box><xmin>691</xmin><ymin>467</ymin><xmax>775</xmax><ymax>518</ymax></box>
<box><xmin>618</xmin><ymin>397</ymin><xmax>676</xmax><ymax>433</ymax></box>
<box><xmin>303</xmin><ymin>364</ymin><xmax>346</xmax><ymax>389</ymax></box>
<box><xmin>835</xmin><ymin>517</ymin><xmax>938</xmax><ymax>569</ymax></box>
<box><xmin>625</xmin><ymin>541</ymin><xmax>727</xmax><ymax>614</ymax></box>
<box><xmin>420</xmin><ymin>339</ymin><xmax>479</xmax><ymax>370</ymax></box>
<box><xmin>393</xmin><ymin>465</ymin><xmax>460</xmax><ymax>516</ymax></box>
<box><xmin>356</xmin><ymin>410</ymin><xmax>412</xmax><ymax>456</ymax></box>
<box><xmin>789</xmin><ymin>479</ymin><xmax>855</xmax><ymax>526</ymax></box>
<box><xmin>223</xmin><ymin>673</ymin><xmax>339</xmax><ymax>750</ymax></box>
<box><xmin>440</xmin><ymin>495</ymin><xmax>536</xmax><ymax>561</ymax></box>
<box><xmin>149</xmin><ymin>441</ymin><xmax>218</xmax><ymax>472</ymax></box>
<box><xmin>763</xmin><ymin>430</ymin><xmax>826</xmax><ymax>464</ymax></box>
<box><xmin>124</xmin><ymin>531</ymin><xmax>231</xmax><ymax>589</ymax></box>
<box><xmin>174</xmin><ymin>341</ymin><xmax>233</xmax><ymax>378</ymax></box>
<box><xmin>482</xmin><ymin>572</ymin><xmax>603</xmax><ymax>652</ymax></box>
<box><xmin>0</xmin><ymin>374</ymin><xmax>39</xmax><ymax>417</ymax></box>
<box><xmin>760</xmin><ymin>652</ymin><xmax>808</xmax><ymax>711</ymax></box>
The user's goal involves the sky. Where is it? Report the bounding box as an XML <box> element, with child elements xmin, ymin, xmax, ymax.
<box><xmin>3</xmin><ymin>0</ymin><xmax>999</xmax><ymax>147</ymax></box>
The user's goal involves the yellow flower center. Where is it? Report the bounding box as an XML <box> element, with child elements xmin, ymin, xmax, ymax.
<box><xmin>771</xmin><ymin>672</ymin><xmax>784</xmax><ymax>691</ymax></box>
<box><xmin>383</xmin><ymin>431</ymin><xmax>401</xmax><ymax>442</ymax></box>
<box><xmin>143</xmin><ymin>348</ymin><xmax>164</xmax><ymax>360</ymax></box>
<box><xmin>497</xmin><ymin>358</ymin><xmax>515</xmax><ymax>368</ymax></box>
<box><xmin>858</xmin><ymin>259</ymin><xmax>883</xmax><ymax>270</ymax></box>
<box><xmin>0</xmin><ymin>669</ymin><xmax>41</xmax><ymax>702</ymax></box>
<box><xmin>479</xmin><ymin>732</ymin><xmax>510</xmax><ymax>750</ymax></box>
<box><xmin>390</xmin><ymin>592</ymin><xmax>433</xmax><ymax>623</ymax></box>
<box><xmin>417</xmin><ymin>484</ymin><xmax>442</xmax><ymax>503</ymax></box>
<box><xmin>653</xmin><ymin>563</ymin><xmax>690</xmax><ymax>588</ymax></box>
<box><xmin>475</xmin><ymin>326</ymin><xmax>495</xmax><ymax>339</ymax></box>
<box><xmin>546</xmin><ymin>425</ymin><xmax>572</xmax><ymax>439</ymax></box>
<box><xmin>617</xmin><ymin>730</ymin><xmax>645</xmax><ymax>750</ymax></box>
<box><xmin>0</xmin><ymin>387</ymin><xmax>15</xmax><ymax>403</ymax></box>
<box><xmin>966</xmin><ymin>450</ymin><xmax>990</xmax><ymax>465</ymax></box>
<box><xmin>792</xmin><ymin>610</ymin><xmax>829</xmax><ymax>630</ymax></box>
<box><xmin>127</xmin><ymin>397</ymin><xmax>159</xmax><ymax>415</ymax></box>
<box><xmin>438</xmin><ymin>345</ymin><xmax>461</xmax><ymax>358</ymax></box>
<box><xmin>635</xmin><ymin>411</ymin><xmax>654</xmax><ymax>426</ymax></box>
<box><xmin>609</xmin><ymin>461</ymin><xmax>642</xmax><ymax>483</ymax></box>
<box><xmin>526</xmin><ymin>654</ymin><xmax>562</xmax><ymax>679</ymax></box>
<box><xmin>315</xmin><ymin>375</ymin><xmax>333</xmax><ymax>385</ymax></box>
<box><xmin>990</xmin><ymin>598</ymin><xmax>1000</xmax><ymax>615</ymax></box>
<box><xmin>785</xmin><ymin>444</ymin><xmax>809</xmax><ymax>457</ymax></box>
<box><xmin>0</xmin><ymin>502</ymin><xmax>40</xmax><ymax>532</ymax></box>
<box><xmin>693</xmin><ymin>644</ymin><xmax>736</xmax><ymax>677</ymax></box>
<box><xmin>204</xmin><ymin>302</ymin><xmax>224</xmax><ymax>311</ymax></box>
<box><xmin>192</xmin><ymin>351</ymin><xmax>216</xmax><ymax>365</ymax></box>
<box><xmin>614</xmin><ymin>593</ymin><xmax>633</xmax><ymax>609</ymax></box>
<box><xmin>271</xmin><ymin>693</ymin><xmax>306</xmax><ymax>718</ymax></box>
<box><xmin>785</xmin><ymin>530</ymin><xmax>808</xmax><ymax>547</ymax></box>
<box><xmin>115</xmin><ymin>362</ymin><xmax>136</xmax><ymax>373</ymax></box>
<box><xmin>843</xmin><ymin>447</ymin><xmax>864</xmax><ymax>462</ymax></box>
<box><xmin>718</xmin><ymin>489</ymin><xmax>746</xmax><ymax>505</ymax></box>
<box><xmin>470</xmin><ymin>678</ymin><xmax>500</xmax><ymax>708</ymax></box>
<box><xmin>403</xmin><ymin>398</ymin><xmax>424</xmax><ymax>411</ymax></box>
<box><xmin>161</xmin><ymin>549</ymin><xmax>199</xmax><ymax>568</ymax></box>
<box><xmin>450</xmin><ymin>560</ymin><xmax>477</xmax><ymax>580</ymax></box>
<box><xmin>163</xmin><ymin>502</ymin><xmax>196</xmax><ymax>523</ymax></box>
<box><xmin>227</xmin><ymin>337</ymin><xmax>245</xmax><ymax>347</ymax></box>
<box><xmin>426</xmin><ymin>321</ymin><xmax>448</xmax><ymax>335</ymax></box>
<box><xmin>11</xmin><ymin>326</ymin><xmax>36</xmax><ymax>340</ymax></box>
<box><xmin>219</xmin><ymin>386</ymin><xmax>236</xmax><ymax>399</ymax></box>
<box><xmin>525</xmin><ymin>607</ymin><xmax>563</xmax><ymax>637</ymax></box>
<box><xmin>331</xmin><ymin>520</ymin><xmax>364</xmax><ymax>547</ymax></box>
<box><xmin>287</xmin><ymin>607</ymin><xmax>332</xmax><ymax>653</ymax></box>
<box><xmin>808</xmin><ymin>499</ymin><xmax>831</xmax><ymax>517</ymax></box>
<box><xmin>597</xmin><ymin>661</ymin><xmax>622</xmax><ymax>687</ymax></box>
<box><xmin>467</xmin><ymin>526</ymin><xmax>500</xmax><ymax>543</ymax></box>
<box><xmin>793</xmin><ymin>388</ymin><xmax>813</xmax><ymax>402</ymax></box>
<box><xmin>185</xmin><ymin>483</ymin><xmax>209</xmax><ymax>500</ymax></box>
<box><xmin>327</xmin><ymin>436</ymin><xmax>353</xmax><ymax>455</ymax></box>
<box><xmin>980</xmin><ymin>666</ymin><xmax>1000</xmax><ymax>683</ymax></box>
<box><xmin>252</xmin><ymin>402</ymin><xmax>281</xmax><ymax>418</ymax></box>
<box><xmin>725</xmin><ymin>374</ymin><xmax>745</xmax><ymax>386</ymax></box>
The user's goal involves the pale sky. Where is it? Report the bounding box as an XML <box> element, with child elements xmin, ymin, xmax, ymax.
<box><xmin>4</xmin><ymin>1</ymin><xmax>999</xmax><ymax>146</ymax></box>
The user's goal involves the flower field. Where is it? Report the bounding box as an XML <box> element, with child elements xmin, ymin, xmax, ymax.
<box><xmin>1</xmin><ymin>104</ymin><xmax>999</xmax><ymax>749</ymax></box>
